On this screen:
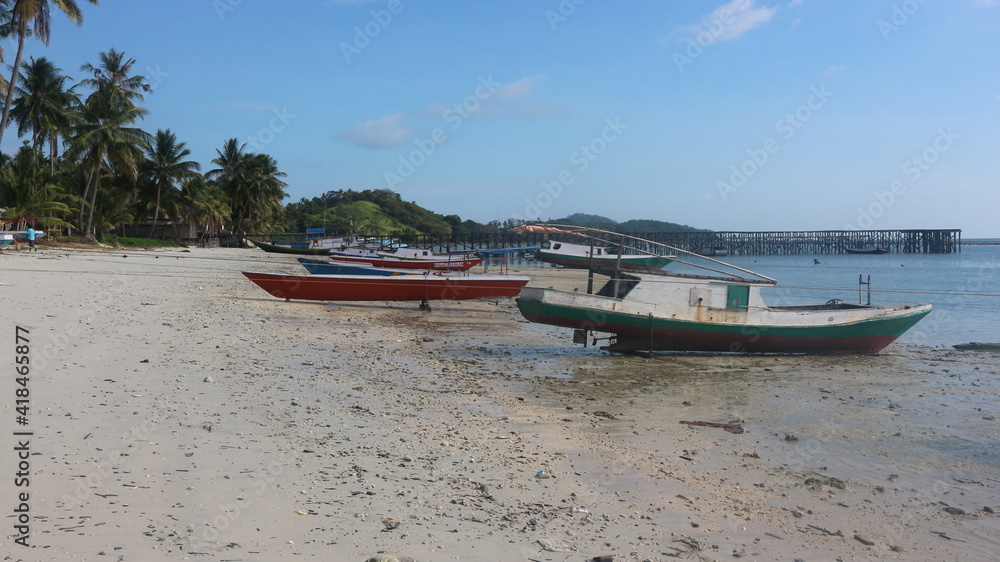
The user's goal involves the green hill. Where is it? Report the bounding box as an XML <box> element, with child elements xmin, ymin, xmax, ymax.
<box><xmin>283</xmin><ymin>189</ymin><xmax>453</xmax><ymax>235</ymax></box>
<box><xmin>552</xmin><ymin>213</ymin><xmax>708</xmax><ymax>233</ymax></box>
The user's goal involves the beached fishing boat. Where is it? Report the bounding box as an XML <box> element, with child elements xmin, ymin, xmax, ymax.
<box><xmin>242</xmin><ymin>271</ymin><xmax>529</xmax><ymax>302</ymax></box>
<box><xmin>536</xmin><ymin>240</ymin><xmax>674</xmax><ymax>273</ymax></box>
<box><xmin>0</xmin><ymin>233</ymin><xmax>13</xmax><ymax>247</ymax></box>
<box><xmin>251</xmin><ymin>239</ymin><xmax>332</xmax><ymax>255</ymax></box>
<box><xmin>326</xmin><ymin>248</ymin><xmax>484</xmax><ymax>271</ymax></box>
<box><xmin>297</xmin><ymin>258</ymin><xmax>424</xmax><ymax>276</ymax></box>
<box><xmin>514</xmin><ymin>225</ymin><xmax>931</xmax><ymax>354</ymax></box>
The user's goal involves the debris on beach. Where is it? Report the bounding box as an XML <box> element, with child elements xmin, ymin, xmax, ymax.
<box><xmin>952</xmin><ymin>342</ymin><xmax>1000</xmax><ymax>351</ymax></box>
<box><xmin>679</xmin><ymin>420</ymin><xmax>744</xmax><ymax>434</ymax></box>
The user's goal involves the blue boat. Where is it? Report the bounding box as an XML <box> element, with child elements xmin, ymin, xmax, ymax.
<box><xmin>296</xmin><ymin>258</ymin><xmax>418</xmax><ymax>276</ymax></box>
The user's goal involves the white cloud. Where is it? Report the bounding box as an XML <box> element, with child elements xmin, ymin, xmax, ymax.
<box><xmin>421</xmin><ymin>75</ymin><xmax>549</xmax><ymax>119</ymax></box>
<box><xmin>492</xmin><ymin>75</ymin><xmax>545</xmax><ymax>104</ymax></box>
<box><xmin>682</xmin><ymin>0</ymin><xmax>777</xmax><ymax>46</ymax></box>
<box><xmin>339</xmin><ymin>113</ymin><xmax>414</xmax><ymax>149</ymax></box>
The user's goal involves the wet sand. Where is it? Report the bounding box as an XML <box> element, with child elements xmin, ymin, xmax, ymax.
<box><xmin>2</xmin><ymin>247</ymin><xmax>998</xmax><ymax>561</ymax></box>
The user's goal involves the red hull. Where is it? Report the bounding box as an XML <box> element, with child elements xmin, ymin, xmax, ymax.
<box><xmin>327</xmin><ymin>254</ymin><xmax>484</xmax><ymax>271</ymax></box>
<box><xmin>242</xmin><ymin>272</ymin><xmax>528</xmax><ymax>301</ymax></box>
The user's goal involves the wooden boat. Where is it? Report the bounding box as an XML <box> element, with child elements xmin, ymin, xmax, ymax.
<box><xmin>845</xmin><ymin>246</ymin><xmax>889</xmax><ymax>254</ymax></box>
<box><xmin>297</xmin><ymin>258</ymin><xmax>424</xmax><ymax>276</ymax></box>
<box><xmin>242</xmin><ymin>271</ymin><xmax>529</xmax><ymax>302</ymax></box>
<box><xmin>251</xmin><ymin>239</ymin><xmax>331</xmax><ymax>255</ymax></box>
<box><xmin>514</xmin><ymin>225</ymin><xmax>931</xmax><ymax>354</ymax></box>
<box><xmin>0</xmin><ymin>233</ymin><xmax>13</xmax><ymax>247</ymax></box>
<box><xmin>537</xmin><ymin>240</ymin><xmax>674</xmax><ymax>273</ymax></box>
<box><xmin>326</xmin><ymin>247</ymin><xmax>484</xmax><ymax>271</ymax></box>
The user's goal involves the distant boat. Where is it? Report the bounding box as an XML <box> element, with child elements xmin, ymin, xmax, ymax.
<box><xmin>536</xmin><ymin>240</ymin><xmax>674</xmax><ymax>273</ymax></box>
<box><xmin>297</xmin><ymin>258</ymin><xmax>423</xmax><ymax>276</ymax></box>
<box><xmin>242</xmin><ymin>271</ymin><xmax>529</xmax><ymax>302</ymax></box>
<box><xmin>697</xmin><ymin>247</ymin><xmax>729</xmax><ymax>257</ymax></box>
<box><xmin>326</xmin><ymin>247</ymin><xmax>484</xmax><ymax>271</ymax></box>
<box><xmin>845</xmin><ymin>246</ymin><xmax>889</xmax><ymax>255</ymax></box>
<box><xmin>251</xmin><ymin>239</ymin><xmax>331</xmax><ymax>255</ymax></box>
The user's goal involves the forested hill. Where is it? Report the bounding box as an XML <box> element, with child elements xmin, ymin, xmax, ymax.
<box><xmin>283</xmin><ymin>189</ymin><xmax>491</xmax><ymax>236</ymax></box>
<box><xmin>551</xmin><ymin>213</ymin><xmax>709</xmax><ymax>233</ymax></box>
<box><xmin>282</xmin><ymin>191</ymin><xmax>709</xmax><ymax>236</ymax></box>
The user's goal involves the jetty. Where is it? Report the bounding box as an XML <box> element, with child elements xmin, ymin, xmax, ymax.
<box><xmin>246</xmin><ymin>228</ymin><xmax>961</xmax><ymax>256</ymax></box>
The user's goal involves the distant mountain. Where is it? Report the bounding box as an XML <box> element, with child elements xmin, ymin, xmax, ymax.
<box><xmin>552</xmin><ymin>213</ymin><xmax>708</xmax><ymax>233</ymax></box>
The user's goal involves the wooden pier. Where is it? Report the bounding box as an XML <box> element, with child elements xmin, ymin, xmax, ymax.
<box><xmin>251</xmin><ymin>228</ymin><xmax>961</xmax><ymax>256</ymax></box>
<box><xmin>637</xmin><ymin>229</ymin><xmax>962</xmax><ymax>255</ymax></box>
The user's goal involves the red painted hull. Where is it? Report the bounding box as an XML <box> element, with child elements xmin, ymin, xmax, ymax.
<box><xmin>326</xmin><ymin>254</ymin><xmax>484</xmax><ymax>271</ymax></box>
<box><xmin>242</xmin><ymin>272</ymin><xmax>528</xmax><ymax>301</ymax></box>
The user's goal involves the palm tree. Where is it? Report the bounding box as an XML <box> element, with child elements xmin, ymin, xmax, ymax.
<box><xmin>179</xmin><ymin>176</ymin><xmax>230</xmax><ymax>243</ymax></box>
<box><xmin>79</xmin><ymin>48</ymin><xmax>149</xmax><ymax>102</ymax></box>
<box><xmin>0</xmin><ymin>0</ymin><xmax>98</xmax><ymax>147</ymax></box>
<box><xmin>142</xmin><ymin>129</ymin><xmax>199</xmax><ymax>237</ymax></box>
<box><xmin>0</xmin><ymin>143</ymin><xmax>72</xmax><ymax>228</ymax></box>
<box><xmin>9</xmin><ymin>56</ymin><xmax>77</xmax><ymax>172</ymax></box>
<box><xmin>207</xmin><ymin>139</ymin><xmax>287</xmax><ymax>237</ymax></box>
<box><xmin>67</xmin><ymin>81</ymin><xmax>150</xmax><ymax>241</ymax></box>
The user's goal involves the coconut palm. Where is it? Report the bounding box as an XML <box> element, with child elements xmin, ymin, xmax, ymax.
<box><xmin>9</xmin><ymin>56</ymin><xmax>77</xmax><ymax>172</ymax></box>
<box><xmin>67</xmin><ymin>81</ymin><xmax>151</xmax><ymax>241</ymax></box>
<box><xmin>179</xmin><ymin>176</ymin><xmax>230</xmax><ymax>243</ymax></box>
<box><xmin>79</xmin><ymin>48</ymin><xmax>150</xmax><ymax>103</ymax></box>
<box><xmin>0</xmin><ymin>144</ymin><xmax>72</xmax><ymax>228</ymax></box>
<box><xmin>142</xmin><ymin>129</ymin><xmax>199</xmax><ymax>237</ymax></box>
<box><xmin>0</xmin><ymin>0</ymin><xmax>98</xmax><ymax>147</ymax></box>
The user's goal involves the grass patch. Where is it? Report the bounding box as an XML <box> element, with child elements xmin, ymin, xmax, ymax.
<box><xmin>114</xmin><ymin>237</ymin><xmax>184</xmax><ymax>248</ymax></box>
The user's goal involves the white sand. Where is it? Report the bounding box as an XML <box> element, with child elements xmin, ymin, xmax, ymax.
<box><xmin>2</xmin><ymin>246</ymin><xmax>998</xmax><ymax>561</ymax></box>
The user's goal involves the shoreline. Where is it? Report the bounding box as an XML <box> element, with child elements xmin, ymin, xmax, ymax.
<box><xmin>2</xmin><ymin>248</ymin><xmax>998</xmax><ymax>560</ymax></box>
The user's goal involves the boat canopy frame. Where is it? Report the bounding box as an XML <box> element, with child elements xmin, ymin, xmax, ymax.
<box><xmin>519</xmin><ymin>223</ymin><xmax>777</xmax><ymax>285</ymax></box>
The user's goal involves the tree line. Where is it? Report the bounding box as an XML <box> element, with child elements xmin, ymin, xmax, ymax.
<box><xmin>0</xmin><ymin>1</ymin><xmax>287</xmax><ymax>242</ymax></box>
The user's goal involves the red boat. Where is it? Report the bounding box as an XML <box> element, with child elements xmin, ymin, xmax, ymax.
<box><xmin>242</xmin><ymin>271</ymin><xmax>529</xmax><ymax>302</ymax></box>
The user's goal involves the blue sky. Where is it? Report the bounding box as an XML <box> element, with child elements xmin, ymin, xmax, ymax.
<box><xmin>5</xmin><ymin>0</ymin><xmax>1000</xmax><ymax>236</ymax></box>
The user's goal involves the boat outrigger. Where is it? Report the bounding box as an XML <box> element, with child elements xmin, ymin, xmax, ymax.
<box><xmin>514</xmin><ymin>225</ymin><xmax>932</xmax><ymax>354</ymax></box>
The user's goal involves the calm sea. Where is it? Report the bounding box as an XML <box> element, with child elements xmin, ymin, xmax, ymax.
<box><xmin>510</xmin><ymin>243</ymin><xmax>1000</xmax><ymax>347</ymax></box>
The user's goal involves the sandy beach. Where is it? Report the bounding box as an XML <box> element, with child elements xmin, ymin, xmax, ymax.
<box><xmin>2</xmin><ymin>246</ymin><xmax>999</xmax><ymax>561</ymax></box>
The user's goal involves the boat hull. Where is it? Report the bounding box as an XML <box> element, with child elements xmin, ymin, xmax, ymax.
<box><xmin>324</xmin><ymin>254</ymin><xmax>484</xmax><ymax>271</ymax></box>
<box><xmin>243</xmin><ymin>271</ymin><xmax>529</xmax><ymax>301</ymax></box>
<box><xmin>537</xmin><ymin>250</ymin><xmax>672</xmax><ymax>273</ymax></box>
<box><xmin>297</xmin><ymin>258</ymin><xmax>417</xmax><ymax>276</ymax></box>
<box><xmin>516</xmin><ymin>289</ymin><xmax>932</xmax><ymax>353</ymax></box>
<box><xmin>252</xmin><ymin>240</ymin><xmax>331</xmax><ymax>255</ymax></box>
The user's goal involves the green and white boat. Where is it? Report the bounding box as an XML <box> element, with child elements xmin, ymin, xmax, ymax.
<box><xmin>516</xmin><ymin>226</ymin><xmax>931</xmax><ymax>354</ymax></box>
<box><xmin>537</xmin><ymin>240</ymin><xmax>675</xmax><ymax>273</ymax></box>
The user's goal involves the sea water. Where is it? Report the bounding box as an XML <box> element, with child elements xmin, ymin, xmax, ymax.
<box><xmin>721</xmin><ymin>244</ymin><xmax>1000</xmax><ymax>347</ymax></box>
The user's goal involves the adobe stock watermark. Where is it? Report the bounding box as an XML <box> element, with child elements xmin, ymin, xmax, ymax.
<box><xmin>213</xmin><ymin>0</ymin><xmax>245</xmax><ymax>21</ymax></box>
<box><xmin>146</xmin><ymin>64</ymin><xmax>168</xmax><ymax>93</ymax></box>
<box><xmin>513</xmin><ymin>117</ymin><xmax>627</xmax><ymax>221</ymax></box>
<box><xmin>717</xmin><ymin>85</ymin><xmax>833</xmax><ymax>202</ymax></box>
<box><xmin>340</xmin><ymin>0</ymin><xmax>409</xmax><ymax>63</ymax></box>
<box><xmin>545</xmin><ymin>0</ymin><xmax>586</xmax><ymax>31</ymax></box>
<box><xmin>189</xmin><ymin>451</ymin><xmax>294</xmax><ymax>550</ymax></box>
<box><xmin>384</xmin><ymin>75</ymin><xmax>500</xmax><ymax>189</ymax></box>
<box><xmin>672</xmin><ymin>3</ymin><xmax>740</xmax><ymax>73</ymax></box>
<box><xmin>245</xmin><ymin>107</ymin><xmax>296</xmax><ymax>152</ymax></box>
<box><xmin>878</xmin><ymin>0</ymin><xmax>929</xmax><ymax>40</ymax></box>
<box><xmin>843</xmin><ymin>127</ymin><xmax>958</xmax><ymax>230</ymax></box>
